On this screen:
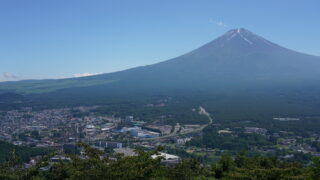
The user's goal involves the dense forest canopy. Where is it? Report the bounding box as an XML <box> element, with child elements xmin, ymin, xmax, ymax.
<box><xmin>0</xmin><ymin>143</ymin><xmax>320</xmax><ymax>180</ymax></box>
<box><xmin>0</xmin><ymin>141</ymin><xmax>53</xmax><ymax>163</ymax></box>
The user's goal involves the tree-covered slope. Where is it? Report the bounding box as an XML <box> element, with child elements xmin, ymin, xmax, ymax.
<box><xmin>1</xmin><ymin>144</ymin><xmax>320</xmax><ymax>180</ymax></box>
<box><xmin>0</xmin><ymin>141</ymin><xmax>52</xmax><ymax>162</ymax></box>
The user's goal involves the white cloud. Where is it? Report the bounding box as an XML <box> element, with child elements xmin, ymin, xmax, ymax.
<box><xmin>209</xmin><ymin>19</ymin><xmax>227</xmax><ymax>27</ymax></box>
<box><xmin>0</xmin><ymin>72</ymin><xmax>19</xmax><ymax>82</ymax></box>
<box><xmin>3</xmin><ymin>72</ymin><xmax>18</xmax><ymax>79</ymax></box>
<box><xmin>73</xmin><ymin>72</ymin><xmax>101</xmax><ymax>78</ymax></box>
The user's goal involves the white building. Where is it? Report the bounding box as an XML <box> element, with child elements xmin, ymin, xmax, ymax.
<box><xmin>151</xmin><ymin>152</ymin><xmax>181</xmax><ymax>165</ymax></box>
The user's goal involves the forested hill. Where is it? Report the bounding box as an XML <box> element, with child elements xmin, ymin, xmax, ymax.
<box><xmin>0</xmin><ymin>141</ymin><xmax>52</xmax><ymax>163</ymax></box>
<box><xmin>1</xmin><ymin>144</ymin><xmax>320</xmax><ymax>179</ymax></box>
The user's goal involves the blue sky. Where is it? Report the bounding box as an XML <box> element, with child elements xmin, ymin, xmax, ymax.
<box><xmin>1</xmin><ymin>0</ymin><xmax>319</xmax><ymax>81</ymax></box>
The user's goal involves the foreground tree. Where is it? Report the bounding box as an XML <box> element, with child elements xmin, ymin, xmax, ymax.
<box><xmin>1</xmin><ymin>144</ymin><xmax>320</xmax><ymax>179</ymax></box>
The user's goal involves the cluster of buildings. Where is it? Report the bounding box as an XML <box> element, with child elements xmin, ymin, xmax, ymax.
<box><xmin>0</xmin><ymin>106</ymin><xmax>124</xmax><ymax>148</ymax></box>
<box><xmin>118</xmin><ymin>126</ymin><xmax>160</xmax><ymax>138</ymax></box>
<box><xmin>94</xmin><ymin>141</ymin><xmax>123</xmax><ymax>149</ymax></box>
<box><xmin>0</xmin><ymin>106</ymin><xmax>186</xmax><ymax>153</ymax></box>
<box><xmin>244</xmin><ymin>127</ymin><xmax>267</xmax><ymax>135</ymax></box>
<box><xmin>3</xmin><ymin>104</ymin><xmax>320</xmax><ymax>169</ymax></box>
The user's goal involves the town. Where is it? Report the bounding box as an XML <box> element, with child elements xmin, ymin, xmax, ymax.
<box><xmin>1</xmin><ymin>105</ymin><xmax>320</xmax><ymax>168</ymax></box>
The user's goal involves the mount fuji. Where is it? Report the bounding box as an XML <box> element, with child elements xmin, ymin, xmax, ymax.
<box><xmin>1</xmin><ymin>28</ymin><xmax>320</xmax><ymax>111</ymax></box>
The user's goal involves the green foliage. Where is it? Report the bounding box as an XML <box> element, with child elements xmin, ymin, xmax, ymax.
<box><xmin>0</xmin><ymin>144</ymin><xmax>319</xmax><ymax>180</ymax></box>
<box><xmin>188</xmin><ymin>125</ymin><xmax>271</xmax><ymax>151</ymax></box>
<box><xmin>45</xmin><ymin>144</ymin><xmax>167</xmax><ymax>180</ymax></box>
<box><xmin>311</xmin><ymin>157</ymin><xmax>320</xmax><ymax>180</ymax></box>
<box><xmin>0</xmin><ymin>141</ymin><xmax>53</xmax><ymax>163</ymax></box>
<box><xmin>167</xmin><ymin>159</ymin><xmax>208</xmax><ymax>180</ymax></box>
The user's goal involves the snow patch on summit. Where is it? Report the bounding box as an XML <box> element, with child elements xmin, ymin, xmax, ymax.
<box><xmin>227</xmin><ymin>28</ymin><xmax>253</xmax><ymax>45</ymax></box>
<box><xmin>227</xmin><ymin>32</ymin><xmax>238</xmax><ymax>41</ymax></box>
<box><xmin>239</xmin><ymin>33</ymin><xmax>253</xmax><ymax>45</ymax></box>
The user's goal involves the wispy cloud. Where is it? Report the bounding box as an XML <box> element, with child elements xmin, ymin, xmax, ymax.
<box><xmin>0</xmin><ymin>72</ymin><xmax>19</xmax><ymax>82</ymax></box>
<box><xmin>209</xmin><ymin>19</ymin><xmax>227</xmax><ymax>27</ymax></box>
<box><xmin>73</xmin><ymin>72</ymin><xmax>101</xmax><ymax>78</ymax></box>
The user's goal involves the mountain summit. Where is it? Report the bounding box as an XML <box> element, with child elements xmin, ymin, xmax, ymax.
<box><xmin>135</xmin><ymin>28</ymin><xmax>320</xmax><ymax>86</ymax></box>
<box><xmin>184</xmin><ymin>28</ymin><xmax>290</xmax><ymax>58</ymax></box>
<box><xmin>1</xmin><ymin>28</ymin><xmax>320</xmax><ymax>94</ymax></box>
<box><xmin>218</xmin><ymin>28</ymin><xmax>274</xmax><ymax>46</ymax></box>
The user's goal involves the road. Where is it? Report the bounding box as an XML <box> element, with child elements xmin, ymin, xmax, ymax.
<box><xmin>141</xmin><ymin>106</ymin><xmax>213</xmax><ymax>141</ymax></box>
